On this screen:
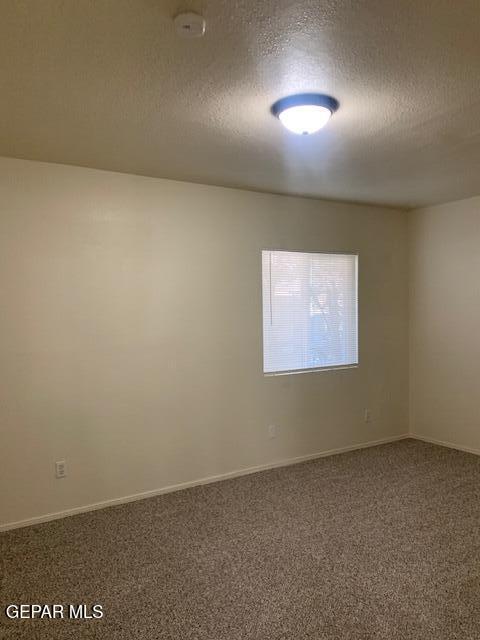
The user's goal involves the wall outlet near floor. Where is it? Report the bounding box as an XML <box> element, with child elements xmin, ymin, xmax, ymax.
<box><xmin>364</xmin><ymin>409</ymin><xmax>371</xmax><ymax>423</ymax></box>
<box><xmin>55</xmin><ymin>460</ymin><xmax>67</xmax><ymax>479</ymax></box>
<box><xmin>268</xmin><ymin>424</ymin><xmax>278</xmax><ymax>439</ymax></box>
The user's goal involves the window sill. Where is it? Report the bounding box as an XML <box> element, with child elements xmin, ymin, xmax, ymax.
<box><xmin>264</xmin><ymin>363</ymin><xmax>359</xmax><ymax>377</ymax></box>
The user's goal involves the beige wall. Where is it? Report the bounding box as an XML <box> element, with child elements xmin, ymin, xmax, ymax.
<box><xmin>0</xmin><ymin>157</ymin><xmax>409</xmax><ymax>528</ymax></box>
<box><xmin>409</xmin><ymin>196</ymin><xmax>480</xmax><ymax>450</ymax></box>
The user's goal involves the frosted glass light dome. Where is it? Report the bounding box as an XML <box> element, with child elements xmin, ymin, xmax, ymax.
<box><xmin>278</xmin><ymin>104</ymin><xmax>332</xmax><ymax>135</ymax></box>
<box><xmin>271</xmin><ymin>94</ymin><xmax>339</xmax><ymax>135</ymax></box>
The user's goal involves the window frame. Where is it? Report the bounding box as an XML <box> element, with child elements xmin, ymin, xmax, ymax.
<box><xmin>261</xmin><ymin>248</ymin><xmax>359</xmax><ymax>376</ymax></box>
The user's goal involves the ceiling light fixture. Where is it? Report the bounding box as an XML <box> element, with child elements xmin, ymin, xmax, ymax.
<box><xmin>271</xmin><ymin>94</ymin><xmax>339</xmax><ymax>135</ymax></box>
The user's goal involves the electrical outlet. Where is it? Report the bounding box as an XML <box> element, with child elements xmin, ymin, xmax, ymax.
<box><xmin>55</xmin><ymin>460</ymin><xmax>67</xmax><ymax>479</ymax></box>
<box><xmin>268</xmin><ymin>424</ymin><xmax>278</xmax><ymax>439</ymax></box>
<box><xmin>364</xmin><ymin>409</ymin><xmax>371</xmax><ymax>423</ymax></box>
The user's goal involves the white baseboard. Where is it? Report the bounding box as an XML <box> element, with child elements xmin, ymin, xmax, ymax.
<box><xmin>0</xmin><ymin>433</ymin><xmax>409</xmax><ymax>533</ymax></box>
<box><xmin>410</xmin><ymin>433</ymin><xmax>480</xmax><ymax>456</ymax></box>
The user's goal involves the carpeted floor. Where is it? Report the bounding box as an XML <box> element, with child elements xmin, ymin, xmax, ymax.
<box><xmin>2</xmin><ymin>438</ymin><xmax>480</xmax><ymax>639</ymax></box>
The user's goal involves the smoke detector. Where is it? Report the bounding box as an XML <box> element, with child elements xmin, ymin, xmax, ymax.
<box><xmin>174</xmin><ymin>12</ymin><xmax>206</xmax><ymax>38</ymax></box>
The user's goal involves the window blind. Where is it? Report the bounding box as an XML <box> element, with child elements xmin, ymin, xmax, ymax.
<box><xmin>262</xmin><ymin>250</ymin><xmax>358</xmax><ymax>374</ymax></box>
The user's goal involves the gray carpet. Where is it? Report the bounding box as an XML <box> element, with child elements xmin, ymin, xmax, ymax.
<box><xmin>2</xmin><ymin>438</ymin><xmax>480</xmax><ymax>639</ymax></box>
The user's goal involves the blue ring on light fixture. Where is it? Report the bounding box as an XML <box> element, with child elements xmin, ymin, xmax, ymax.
<box><xmin>270</xmin><ymin>93</ymin><xmax>340</xmax><ymax>118</ymax></box>
<box><xmin>271</xmin><ymin>93</ymin><xmax>339</xmax><ymax>118</ymax></box>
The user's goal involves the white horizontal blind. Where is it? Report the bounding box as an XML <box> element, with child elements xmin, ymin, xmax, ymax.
<box><xmin>262</xmin><ymin>250</ymin><xmax>358</xmax><ymax>374</ymax></box>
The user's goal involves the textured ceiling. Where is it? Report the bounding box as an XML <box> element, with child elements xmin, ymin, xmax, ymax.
<box><xmin>1</xmin><ymin>0</ymin><xmax>479</xmax><ymax>208</ymax></box>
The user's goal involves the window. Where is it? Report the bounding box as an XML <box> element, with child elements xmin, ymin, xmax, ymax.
<box><xmin>262</xmin><ymin>250</ymin><xmax>358</xmax><ymax>374</ymax></box>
